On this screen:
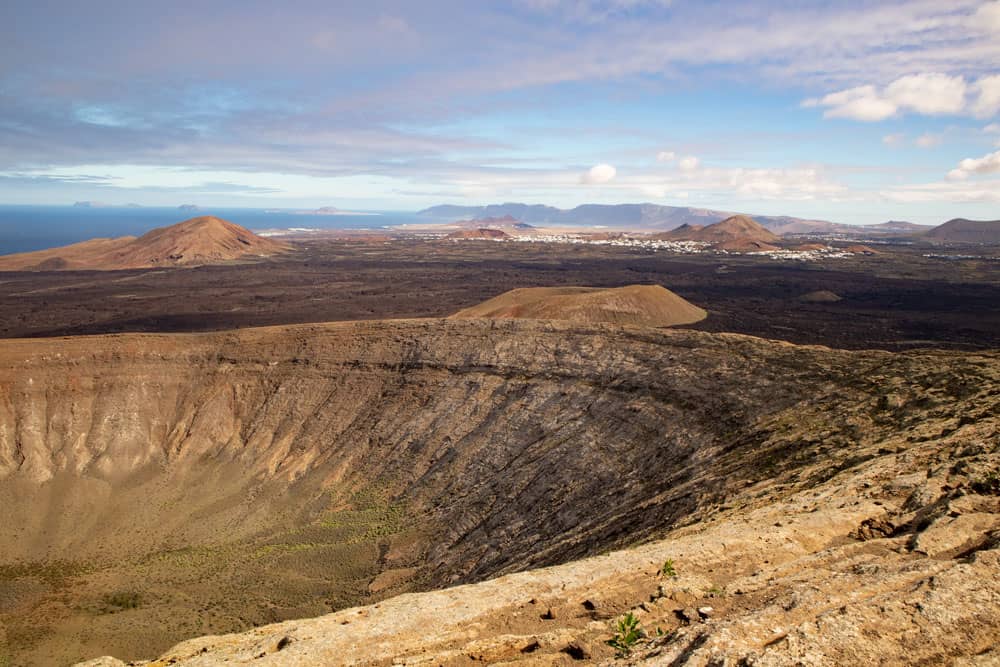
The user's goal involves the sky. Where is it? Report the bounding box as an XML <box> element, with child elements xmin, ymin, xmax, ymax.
<box><xmin>1</xmin><ymin>0</ymin><xmax>999</xmax><ymax>224</ymax></box>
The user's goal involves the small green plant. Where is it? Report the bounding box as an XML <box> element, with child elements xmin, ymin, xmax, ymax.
<box><xmin>660</xmin><ymin>559</ymin><xmax>677</xmax><ymax>577</ymax></box>
<box><xmin>102</xmin><ymin>589</ymin><xmax>141</xmax><ymax>611</ymax></box>
<box><xmin>706</xmin><ymin>585</ymin><xmax>725</xmax><ymax>597</ymax></box>
<box><xmin>607</xmin><ymin>611</ymin><xmax>644</xmax><ymax>656</ymax></box>
<box><xmin>972</xmin><ymin>470</ymin><xmax>1000</xmax><ymax>495</ymax></box>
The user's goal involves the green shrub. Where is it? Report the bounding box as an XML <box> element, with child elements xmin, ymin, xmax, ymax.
<box><xmin>607</xmin><ymin>611</ymin><xmax>644</xmax><ymax>656</ymax></box>
<box><xmin>103</xmin><ymin>590</ymin><xmax>141</xmax><ymax>611</ymax></box>
<box><xmin>706</xmin><ymin>585</ymin><xmax>725</xmax><ymax>597</ymax></box>
<box><xmin>972</xmin><ymin>471</ymin><xmax>1000</xmax><ymax>495</ymax></box>
<box><xmin>660</xmin><ymin>559</ymin><xmax>677</xmax><ymax>577</ymax></box>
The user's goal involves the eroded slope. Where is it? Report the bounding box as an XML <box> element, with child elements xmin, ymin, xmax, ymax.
<box><xmin>74</xmin><ymin>324</ymin><xmax>1000</xmax><ymax>666</ymax></box>
<box><xmin>0</xmin><ymin>319</ymin><xmax>996</xmax><ymax>664</ymax></box>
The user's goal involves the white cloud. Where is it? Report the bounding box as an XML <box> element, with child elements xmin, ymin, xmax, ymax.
<box><xmin>947</xmin><ymin>150</ymin><xmax>1000</xmax><ymax>179</ymax></box>
<box><xmin>628</xmin><ymin>163</ymin><xmax>846</xmax><ymax>202</ymax></box>
<box><xmin>580</xmin><ymin>163</ymin><xmax>617</xmax><ymax>184</ymax></box>
<box><xmin>916</xmin><ymin>133</ymin><xmax>942</xmax><ymax>148</ymax></box>
<box><xmin>882</xmin><ymin>133</ymin><xmax>905</xmax><ymax>146</ymax></box>
<box><xmin>972</xmin><ymin>75</ymin><xmax>1000</xmax><ymax>118</ymax></box>
<box><xmin>724</xmin><ymin>167</ymin><xmax>846</xmax><ymax>201</ymax></box>
<box><xmin>885</xmin><ymin>73</ymin><xmax>967</xmax><ymax>115</ymax></box>
<box><xmin>656</xmin><ymin>151</ymin><xmax>676</xmax><ymax>162</ymax></box>
<box><xmin>811</xmin><ymin>85</ymin><xmax>897</xmax><ymax>121</ymax></box>
<box><xmin>985</xmin><ymin>123</ymin><xmax>1000</xmax><ymax>132</ymax></box>
<box><xmin>972</xmin><ymin>1</ymin><xmax>1000</xmax><ymax>32</ymax></box>
<box><xmin>882</xmin><ymin>178</ymin><xmax>1000</xmax><ymax>203</ymax></box>
<box><xmin>638</xmin><ymin>184</ymin><xmax>668</xmax><ymax>198</ymax></box>
<box><xmin>806</xmin><ymin>73</ymin><xmax>978</xmax><ymax>121</ymax></box>
<box><xmin>678</xmin><ymin>156</ymin><xmax>700</xmax><ymax>171</ymax></box>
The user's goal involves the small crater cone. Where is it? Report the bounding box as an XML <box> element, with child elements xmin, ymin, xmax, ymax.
<box><xmin>799</xmin><ymin>290</ymin><xmax>842</xmax><ymax>303</ymax></box>
<box><xmin>0</xmin><ymin>215</ymin><xmax>290</xmax><ymax>271</ymax></box>
<box><xmin>450</xmin><ymin>284</ymin><xmax>707</xmax><ymax>327</ymax></box>
<box><xmin>845</xmin><ymin>244</ymin><xmax>880</xmax><ymax>255</ymax></box>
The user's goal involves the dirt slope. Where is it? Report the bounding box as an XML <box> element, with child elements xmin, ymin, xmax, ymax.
<box><xmin>450</xmin><ymin>284</ymin><xmax>707</xmax><ymax>327</ymax></box>
<box><xmin>0</xmin><ymin>216</ymin><xmax>290</xmax><ymax>271</ymax></box>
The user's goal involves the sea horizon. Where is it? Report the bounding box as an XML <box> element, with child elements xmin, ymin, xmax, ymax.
<box><xmin>0</xmin><ymin>205</ymin><xmax>422</xmax><ymax>255</ymax></box>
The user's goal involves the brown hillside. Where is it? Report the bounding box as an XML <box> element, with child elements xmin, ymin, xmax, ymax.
<box><xmin>445</xmin><ymin>228</ymin><xmax>511</xmax><ymax>240</ymax></box>
<box><xmin>654</xmin><ymin>216</ymin><xmax>781</xmax><ymax>245</ymax></box>
<box><xmin>845</xmin><ymin>244</ymin><xmax>880</xmax><ymax>255</ymax></box>
<box><xmin>649</xmin><ymin>223</ymin><xmax>704</xmax><ymax>240</ymax></box>
<box><xmin>699</xmin><ymin>215</ymin><xmax>781</xmax><ymax>243</ymax></box>
<box><xmin>450</xmin><ymin>284</ymin><xmax>707</xmax><ymax>327</ymax></box>
<box><xmin>0</xmin><ymin>216</ymin><xmax>290</xmax><ymax>271</ymax></box>
<box><xmin>714</xmin><ymin>238</ymin><xmax>780</xmax><ymax>252</ymax></box>
<box><xmin>925</xmin><ymin>218</ymin><xmax>1000</xmax><ymax>243</ymax></box>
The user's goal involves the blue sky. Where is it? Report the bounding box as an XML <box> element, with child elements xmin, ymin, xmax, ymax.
<box><xmin>1</xmin><ymin>0</ymin><xmax>999</xmax><ymax>224</ymax></box>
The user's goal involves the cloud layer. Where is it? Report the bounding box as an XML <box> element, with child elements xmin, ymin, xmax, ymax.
<box><xmin>0</xmin><ymin>0</ymin><xmax>997</xmax><ymax>220</ymax></box>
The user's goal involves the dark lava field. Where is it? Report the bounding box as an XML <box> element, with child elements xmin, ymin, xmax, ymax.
<box><xmin>1</xmin><ymin>238</ymin><xmax>998</xmax><ymax>351</ymax></box>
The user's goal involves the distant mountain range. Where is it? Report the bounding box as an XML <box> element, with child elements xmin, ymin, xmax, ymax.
<box><xmin>417</xmin><ymin>203</ymin><xmax>904</xmax><ymax>235</ymax></box>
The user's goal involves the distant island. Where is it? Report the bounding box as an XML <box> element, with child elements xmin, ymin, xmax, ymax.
<box><xmin>302</xmin><ymin>206</ymin><xmax>380</xmax><ymax>216</ymax></box>
<box><xmin>72</xmin><ymin>201</ymin><xmax>144</xmax><ymax>209</ymax></box>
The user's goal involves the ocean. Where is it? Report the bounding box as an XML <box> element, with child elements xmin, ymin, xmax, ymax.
<box><xmin>0</xmin><ymin>205</ymin><xmax>423</xmax><ymax>255</ymax></box>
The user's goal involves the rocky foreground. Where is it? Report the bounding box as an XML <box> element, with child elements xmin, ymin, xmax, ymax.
<box><xmin>0</xmin><ymin>319</ymin><xmax>996</xmax><ymax>665</ymax></box>
<box><xmin>79</xmin><ymin>413</ymin><xmax>1000</xmax><ymax>665</ymax></box>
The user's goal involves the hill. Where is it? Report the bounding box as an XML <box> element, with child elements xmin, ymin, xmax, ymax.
<box><xmin>450</xmin><ymin>214</ymin><xmax>534</xmax><ymax>231</ymax></box>
<box><xmin>450</xmin><ymin>284</ymin><xmax>707</xmax><ymax>327</ymax></box>
<box><xmin>0</xmin><ymin>216</ymin><xmax>290</xmax><ymax>271</ymax></box>
<box><xmin>445</xmin><ymin>228</ymin><xmax>511</xmax><ymax>240</ymax></box>
<box><xmin>925</xmin><ymin>218</ymin><xmax>1000</xmax><ymax>243</ymax></box>
<box><xmin>653</xmin><ymin>215</ymin><xmax>781</xmax><ymax>247</ymax></box>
